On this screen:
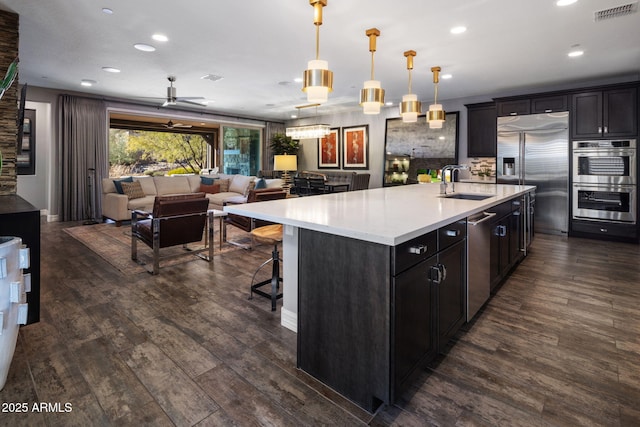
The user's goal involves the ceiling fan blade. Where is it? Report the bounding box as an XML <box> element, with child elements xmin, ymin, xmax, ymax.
<box><xmin>177</xmin><ymin>99</ymin><xmax>207</xmax><ymax>107</ymax></box>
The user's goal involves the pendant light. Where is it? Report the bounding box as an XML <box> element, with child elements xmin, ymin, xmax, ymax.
<box><xmin>285</xmin><ymin>104</ymin><xmax>331</xmax><ymax>139</ymax></box>
<box><xmin>360</xmin><ymin>28</ymin><xmax>385</xmax><ymax>115</ymax></box>
<box><xmin>427</xmin><ymin>66</ymin><xmax>446</xmax><ymax>129</ymax></box>
<box><xmin>303</xmin><ymin>0</ymin><xmax>333</xmax><ymax>104</ymax></box>
<box><xmin>400</xmin><ymin>50</ymin><xmax>421</xmax><ymax>123</ymax></box>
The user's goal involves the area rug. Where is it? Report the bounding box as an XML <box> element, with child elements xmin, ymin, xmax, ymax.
<box><xmin>64</xmin><ymin>222</ymin><xmax>252</xmax><ymax>275</ymax></box>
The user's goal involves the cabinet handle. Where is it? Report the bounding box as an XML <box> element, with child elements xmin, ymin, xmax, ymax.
<box><xmin>545</xmin><ymin>109</ymin><xmax>552</xmax><ymax>113</ymax></box>
<box><xmin>440</xmin><ymin>264</ymin><xmax>447</xmax><ymax>282</ymax></box>
<box><xmin>430</xmin><ymin>265</ymin><xmax>443</xmax><ymax>284</ymax></box>
<box><xmin>445</xmin><ymin>229</ymin><xmax>460</xmax><ymax>237</ymax></box>
<box><xmin>600</xmin><ymin>228</ymin><xmax>608</xmax><ymax>233</ymax></box>
<box><xmin>409</xmin><ymin>244</ymin><xmax>427</xmax><ymax>255</ymax></box>
<box><xmin>598</xmin><ymin>126</ymin><xmax>602</xmax><ymax>134</ymax></box>
<box><xmin>604</xmin><ymin>126</ymin><xmax>608</xmax><ymax>134</ymax></box>
<box><xmin>510</xmin><ymin>112</ymin><xmax>517</xmax><ymax>116</ymax></box>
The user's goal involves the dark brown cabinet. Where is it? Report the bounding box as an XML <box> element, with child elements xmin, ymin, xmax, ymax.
<box><xmin>497</xmin><ymin>99</ymin><xmax>530</xmax><ymax>117</ymax></box>
<box><xmin>466</xmin><ymin>102</ymin><xmax>497</xmax><ymax>157</ymax></box>
<box><xmin>571</xmin><ymin>86</ymin><xmax>638</xmax><ymax>138</ymax></box>
<box><xmin>435</xmin><ymin>235</ymin><xmax>466</xmax><ymax>350</ymax></box>
<box><xmin>393</xmin><ymin>253</ymin><xmax>435</xmax><ymax>392</ymax></box>
<box><xmin>0</xmin><ymin>195</ymin><xmax>40</xmax><ymax>324</ymax></box>
<box><xmin>489</xmin><ymin>199</ymin><xmax>523</xmax><ymax>291</ymax></box>
<box><xmin>497</xmin><ymin>94</ymin><xmax>568</xmax><ymax>117</ymax></box>
<box><xmin>531</xmin><ymin>94</ymin><xmax>568</xmax><ymax>114</ymax></box>
<box><xmin>298</xmin><ymin>219</ymin><xmax>466</xmax><ymax>413</ymax></box>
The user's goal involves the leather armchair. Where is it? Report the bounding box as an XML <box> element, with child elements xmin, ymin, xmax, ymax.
<box><xmin>131</xmin><ymin>193</ymin><xmax>210</xmax><ymax>274</ymax></box>
<box><xmin>224</xmin><ymin>188</ymin><xmax>286</xmax><ymax>247</ymax></box>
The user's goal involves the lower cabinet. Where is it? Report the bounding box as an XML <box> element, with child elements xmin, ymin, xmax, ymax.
<box><xmin>298</xmin><ymin>220</ymin><xmax>466</xmax><ymax>413</ymax></box>
<box><xmin>490</xmin><ymin>199</ymin><xmax>524</xmax><ymax>291</ymax></box>
<box><xmin>393</xmin><ymin>219</ymin><xmax>466</xmax><ymax>397</ymax></box>
<box><xmin>435</xmin><ymin>238</ymin><xmax>466</xmax><ymax>350</ymax></box>
<box><xmin>393</xmin><ymin>255</ymin><xmax>435</xmax><ymax>392</ymax></box>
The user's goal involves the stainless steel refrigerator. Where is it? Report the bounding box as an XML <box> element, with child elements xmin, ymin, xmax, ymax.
<box><xmin>497</xmin><ymin>112</ymin><xmax>569</xmax><ymax>235</ymax></box>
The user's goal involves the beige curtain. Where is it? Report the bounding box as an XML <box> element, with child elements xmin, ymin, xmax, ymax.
<box><xmin>58</xmin><ymin>95</ymin><xmax>108</xmax><ymax>221</ymax></box>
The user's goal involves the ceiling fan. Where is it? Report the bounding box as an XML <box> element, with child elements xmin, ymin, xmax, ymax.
<box><xmin>162</xmin><ymin>76</ymin><xmax>206</xmax><ymax>107</ymax></box>
<box><xmin>163</xmin><ymin>120</ymin><xmax>192</xmax><ymax>129</ymax></box>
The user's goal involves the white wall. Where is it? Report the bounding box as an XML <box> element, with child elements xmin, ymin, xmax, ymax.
<box><xmin>17</xmin><ymin>100</ymin><xmax>54</xmax><ymax>219</ymax></box>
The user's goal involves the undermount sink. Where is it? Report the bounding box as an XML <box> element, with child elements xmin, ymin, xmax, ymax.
<box><xmin>439</xmin><ymin>193</ymin><xmax>493</xmax><ymax>201</ymax></box>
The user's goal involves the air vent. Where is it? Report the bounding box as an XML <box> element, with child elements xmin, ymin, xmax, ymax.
<box><xmin>594</xmin><ymin>2</ymin><xmax>637</xmax><ymax>21</ymax></box>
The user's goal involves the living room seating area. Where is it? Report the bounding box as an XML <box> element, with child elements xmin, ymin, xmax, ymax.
<box><xmin>102</xmin><ymin>174</ymin><xmax>283</xmax><ymax>225</ymax></box>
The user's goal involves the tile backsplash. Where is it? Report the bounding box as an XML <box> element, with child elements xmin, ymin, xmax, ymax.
<box><xmin>467</xmin><ymin>157</ymin><xmax>496</xmax><ymax>178</ymax></box>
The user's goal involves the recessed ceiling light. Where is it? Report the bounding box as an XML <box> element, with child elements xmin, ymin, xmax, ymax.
<box><xmin>134</xmin><ymin>43</ymin><xmax>156</xmax><ymax>52</ymax></box>
<box><xmin>568</xmin><ymin>49</ymin><xmax>584</xmax><ymax>57</ymax></box>
<box><xmin>441</xmin><ymin>74</ymin><xmax>453</xmax><ymax>79</ymax></box>
<box><xmin>291</xmin><ymin>114</ymin><xmax>298</xmax><ymax>119</ymax></box>
<box><xmin>450</xmin><ymin>26</ymin><xmax>467</xmax><ymax>34</ymax></box>
<box><xmin>102</xmin><ymin>67</ymin><xmax>121</xmax><ymax>73</ymax></box>
<box><xmin>293</xmin><ymin>77</ymin><xmax>303</xmax><ymax>83</ymax></box>
<box><xmin>152</xmin><ymin>34</ymin><xmax>168</xmax><ymax>42</ymax></box>
<box><xmin>385</xmin><ymin>101</ymin><xmax>394</xmax><ymax>106</ymax></box>
<box><xmin>201</xmin><ymin>74</ymin><xmax>223</xmax><ymax>82</ymax></box>
<box><xmin>102</xmin><ymin>8</ymin><xmax>113</xmax><ymax>14</ymax></box>
<box><xmin>556</xmin><ymin>0</ymin><xmax>578</xmax><ymax>6</ymax></box>
<box><xmin>81</xmin><ymin>79</ymin><xmax>97</xmax><ymax>87</ymax></box>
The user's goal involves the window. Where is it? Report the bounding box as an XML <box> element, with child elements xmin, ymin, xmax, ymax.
<box><xmin>108</xmin><ymin>129</ymin><xmax>211</xmax><ymax>177</ymax></box>
<box><xmin>221</xmin><ymin>126</ymin><xmax>261</xmax><ymax>176</ymax></box>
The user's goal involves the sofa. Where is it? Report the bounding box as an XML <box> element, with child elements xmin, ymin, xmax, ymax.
<box><xmin>101</xmin><ymin>174</ymin><xmax>283</xmax><ymax>225</ymax></box>
<box><xmin>295</xmin><ymin>170</ymin><xmax>370</xmax><ymax>191</ymax></box>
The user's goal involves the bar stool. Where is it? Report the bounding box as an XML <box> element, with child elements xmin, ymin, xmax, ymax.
<box><xmin>249</xmin><ymin>224</ymin><xmax>283</xmax><ymax>311</ymax></box>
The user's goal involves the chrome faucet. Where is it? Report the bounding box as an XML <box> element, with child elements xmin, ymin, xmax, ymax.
<box><xmin>440</xmin><ymin>164</ymin><xmax>468</xmax><ymax>195</ymax></box>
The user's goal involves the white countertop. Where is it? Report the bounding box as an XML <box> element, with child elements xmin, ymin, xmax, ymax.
<box><xmin>225</xmin><ymin>183</ymin><xmax>535</xmax><ymax>246</ymax></box>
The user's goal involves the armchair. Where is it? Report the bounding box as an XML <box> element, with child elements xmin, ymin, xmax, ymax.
<box><xmin>131</xmin><ymin>193</ymin><xmax>210</xmax><ymax>274</ymax></box>
<box><xmin>223</xmin><ymin>188</ymin><xmax>287</xmax><ymax>248</ymax></box>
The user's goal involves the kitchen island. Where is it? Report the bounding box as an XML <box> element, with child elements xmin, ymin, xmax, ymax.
<box><xmin>225</xmin><ymin>182</ymin><xmax>535</xmax><ymax>412</ymax></box>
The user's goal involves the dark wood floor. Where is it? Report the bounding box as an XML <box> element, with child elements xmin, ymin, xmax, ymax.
<box><xmin>1</xmin><ymin>221</ymin><xmax>639</xmax><ymax>426</ymax></box>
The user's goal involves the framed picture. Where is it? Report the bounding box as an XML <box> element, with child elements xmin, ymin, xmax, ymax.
<box><xmin>342</xmin><ymin>125</ymin><xmax>369</xmax><ymax>169</ymax></box>
<box><xmin>318</xmin><ymin>128</ymin><xmax>340</xmax><ymax>169</ymax></box>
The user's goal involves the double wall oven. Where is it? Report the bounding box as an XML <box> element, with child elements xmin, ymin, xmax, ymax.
<box><xmin>572</xmin><ymin>139</ymin><xmax>636</xmax><ymax>224</ymax></box>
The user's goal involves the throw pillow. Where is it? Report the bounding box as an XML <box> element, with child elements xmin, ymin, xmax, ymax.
<box><xmin>120</xmin><ymin>181</ymin><xmax>146</xmax><ymax>200</ymax></box>
<box><xmin>200</xmin><ymin>183</ymin><xmax>220</xmax><ymax>194</ymax></box>
<box><xmin>255</xmin><ymin>178</ymin><xmax>267</xmax><ymax>189</ymax></box>
<box><xmin>200</xmin><ymin>176</ymin><xmax>215</xmax><ymax>185</ymax></box>
<box><xmin>113</xmin><ymin>176</ymin><xmax>133</xmax><ymax>194</ymax></box>
<box><xmin>217</xmin><ymin>178</ymin><xmax>230</xmax><ymax>192</ymax></box>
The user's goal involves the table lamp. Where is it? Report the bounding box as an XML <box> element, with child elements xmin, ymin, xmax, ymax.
<box><xmin>274</xmin><ymin>154</ymin><xmax>297</xmax><ymax>194</ymax></box>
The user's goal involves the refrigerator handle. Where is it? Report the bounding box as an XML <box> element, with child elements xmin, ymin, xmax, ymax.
<box><xmin>520</xmin><ymin>133</ymin><xmax>526</xmax><ymax>185</ymax></box>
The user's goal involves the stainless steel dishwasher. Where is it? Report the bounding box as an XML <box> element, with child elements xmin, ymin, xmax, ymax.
<box><xmin>467</xmin><ymin>211</ymin><xmax>496</xmax><ymax>321</ymax></box>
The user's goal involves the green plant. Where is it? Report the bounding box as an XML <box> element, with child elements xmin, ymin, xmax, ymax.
<box><xmin>477</xmin><ymin>167</ymin><xmax>492</xmax><ymax>177</ymax></box>
<box><xmin>270</xmin><ymin>133</ymin><xmax>300</xmax><ymax>155</ymax></box>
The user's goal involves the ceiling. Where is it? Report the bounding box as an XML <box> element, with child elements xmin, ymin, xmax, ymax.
<box><xmin>1</xmin><ymin>0</ymin><xmax>639</xmax><ymax>122</ymax></box>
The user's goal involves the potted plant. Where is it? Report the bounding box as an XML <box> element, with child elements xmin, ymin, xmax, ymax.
<box><xmin>270</xmin><ymin>133</ymin><xmax>300</xmax><ymax>155</ymax></box>
<box><xmin>477</xmin><ymin>167</ymin><xmax>492</xmax><ymax>180</ymax></box>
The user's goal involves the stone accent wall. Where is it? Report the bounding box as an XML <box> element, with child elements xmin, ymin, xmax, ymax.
<box><xmin>0</xmin><ymin>10</ymin><xmax>19</xmax><ymax>195</ymax></box>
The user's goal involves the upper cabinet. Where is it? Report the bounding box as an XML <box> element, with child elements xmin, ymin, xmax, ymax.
<box><xmin>466</xmin><ymin>102</ymin><xmax>496</xmax><ymax>157</ymax></box>
<box><xmin>571</xmin><ymin>86</ymin><xmax>637</xmax><ymax>139</ymax></box>
<box><xmin>531</xmin><ymin>94</ymin><xmax>568</xmax><ymax>114</ymax></box>
<box><xmin>496</xmin><ymin>99</ymin><xmax>530</xmax><ymax>117</ymax></box>
<box><xmin>496</xmin><ymin>94</ymin><xmax>568</xmax><ymax>117</ymax></box>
